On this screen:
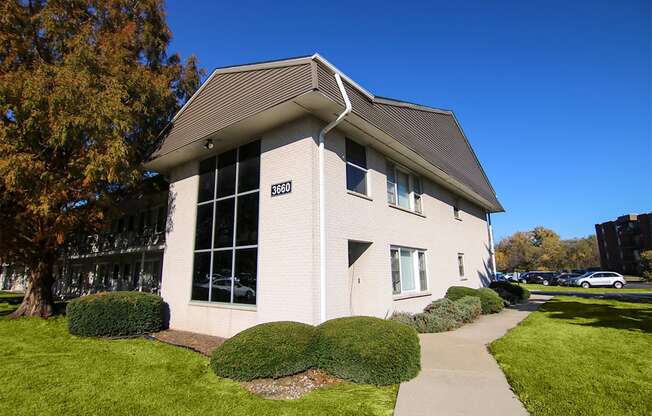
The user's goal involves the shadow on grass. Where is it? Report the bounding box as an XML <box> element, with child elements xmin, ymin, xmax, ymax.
<box><xmin>541</xmin><ymin>298</ymin><xmax>652</xmax><ymax>333</ymax></box>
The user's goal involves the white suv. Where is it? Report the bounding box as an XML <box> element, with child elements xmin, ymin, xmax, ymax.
<box><xmin>570</xmin><ymin>271</ymin><xmax>626</xmax><ymax>289</ymax></box>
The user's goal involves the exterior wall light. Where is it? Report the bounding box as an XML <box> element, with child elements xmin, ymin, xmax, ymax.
<box><xmin>204</xmin><ymin>139</ymin><xmax>214</xmax><ymax>150</ymax></box>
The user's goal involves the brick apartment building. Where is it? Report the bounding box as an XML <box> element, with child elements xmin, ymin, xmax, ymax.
<box><xmin>595</xmin><ymin>213</ymin><xmax>652</xmax><ymax>275</ymax></box>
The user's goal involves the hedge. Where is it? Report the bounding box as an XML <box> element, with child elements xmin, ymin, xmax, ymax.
<box><xmin>67</xmin><ymin>291</ymin><xmax>165</xmax><ymax>337</ymax></box>
<box><xmin>391</xmin><ymin>296</ymin><xmax>482</xmax><ymax>333</ymax></box>
<box><xmin>210</xmin><ymin>321</ymin><xmax>319</xmax><ymax>381</ymax></box>
<box><xmin>445</xmin><ymin>286</ymin><xmax>505</xmax><ymax>314</ymax></box>
<box><xmin>489</xmin><ymin>281</ymin><xmax>531</xmax><ymax>304</ymax></box>
<box><xmin>316</xmin><ymin>316</ymin><xmax>420</xmax><ymax>385</ymax></box>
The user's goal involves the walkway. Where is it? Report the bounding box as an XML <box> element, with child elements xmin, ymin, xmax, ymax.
<box><xmin>394</xmin><ymin>294</ymin><xmax>551</xmax><ymax>416</ymax></box>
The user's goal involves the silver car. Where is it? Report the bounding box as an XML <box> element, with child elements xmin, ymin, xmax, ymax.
<box><xmin>570</xmin><ymin>271</ymin><xmax>626</xmax><ymax>289</ymax></box>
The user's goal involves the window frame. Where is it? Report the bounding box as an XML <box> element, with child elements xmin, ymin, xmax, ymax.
<box><xmin>390</xmin><ymin>245</ymin><xmax>428</xmax><ymax>296</ymax></box>
<box><xmin>453</xmin><ymin>200</ymin><xmax>462</xmax><ymax>220</ymax></box>
<box><xmin>457</xmin><ymin>253</ymin><xmax>465</xmax><ymax>278</ymax></box>
<box><xmin>345</xmin><ymin>138</ymin><xmax>369</xmax><ymax>196</ymax></box>
<box><xmin>386</xmin><ymin>160</ymin><xmax>423</xmax><ymax>214</ymax></box>
<box><xmin>191</xmin><ymin>140</ymin><xmax>261</xmax><ymax>308</ymax></box>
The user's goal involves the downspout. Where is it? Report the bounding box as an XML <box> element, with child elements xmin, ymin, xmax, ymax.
<box><xmin>318</xmin><ymin>73</ymin><xmax>352</xmax><ymax>323</ymax></box>
<box><xmin>487</xmin><ymin>212</ymin><xmax>497</xmax><ymax>279</ymax></box>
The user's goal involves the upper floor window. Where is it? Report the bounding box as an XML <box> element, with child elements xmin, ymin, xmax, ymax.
<box><xmin>386</xmin><ymin>161</ymin><xmax>422</xmax><ymax>214</ymax></box>
<box><xmin>346</xmin><ymin>138</ymin><xmax>367</xmax><ymax>195</ymax></box>
<box><xmin>453</xmin><ymin>200</ymin><xmax>461</xmax><ymax>220</ymax></box>
<box><xmin>192</xmin><ymin>140</ymin><xmax>260</xmax><ymax>306</ymax></box>
<box><xmin>391</xmin><ymin>246</ymin><xmax>428</xmax><ymax>295</ymax></box>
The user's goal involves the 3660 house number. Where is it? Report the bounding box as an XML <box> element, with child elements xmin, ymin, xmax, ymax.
<box><xmin>271</xmin><ymin>181</ymin><xmax>292</xmax><ymax>197</ymax></box>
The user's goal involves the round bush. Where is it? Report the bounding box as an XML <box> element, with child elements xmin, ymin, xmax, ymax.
<box><xmin>446</xmin><ymin>286</ymin><xmax>505</xmax><ymax>314</ymax></box>
<box><xmin>454</xmin><ymin>296</ymin><xmax>482</xmax><ymax>322</ymax></box>
<box><xmin>210</xmin><ymin>321</ymin><xmax>319</xmax><ymax>381</ymax></box>
<box><xmin>489</xmin><ymin>281</ymin><xmax>530</xmax><ymax>304</ymax></box>
<box><xmin>317</xmin><ymin>316</ymin><xmax>420</xmax><ymax>385</ymax></box>
<box><xmin>477</xmin><ymin>288</ymin><xmax>505</xmax><ymax>314</ymax></box>
<box><xmin>67</xmin><ymin>291</ymin><xmax>165</xmax><ymax>337</ymax></box>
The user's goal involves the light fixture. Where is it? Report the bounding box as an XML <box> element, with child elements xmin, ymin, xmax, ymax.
<box><xmin>204</xmin><ymin>139</ymin><xmax>214</xmax><ymax>150</ymax></box>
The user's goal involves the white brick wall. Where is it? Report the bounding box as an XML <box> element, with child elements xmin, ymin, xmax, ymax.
<box><xmin>160</xmin><ymin>115</ymin><xmax>492</xmax><ymax>337</ymax></box>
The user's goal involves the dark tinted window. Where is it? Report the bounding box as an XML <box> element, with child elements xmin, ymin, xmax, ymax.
<box><xmin>191</xmin><ymin>252</ymin><xmax>211</xmax><ymax>301</ymax></box>
<box><xmin>238</xmin><ymin>141</ymin><xmax>261</xmax><ymax>193</ymax></box>
<box><xmin>195</xmin><ymin>204</ymin><xmax>214</xmax><ymax>250</ymax></box>
<box><xmin>346</xmin><ymin>164</ymin><xmax>367</xmax><ymax>194</ymax></box>
<box><xmin>214</xmin><ymin>198</ymin><xmax>235</xmax><ymax>248</ymax></box>
<box><xmin>234</xmin><ymin>248</ymin><xmax>257</xmax><ymax>305</ymax></box>
<box><xmin>217</xmin><ymin>149</ymin><xmax>237</xmax><ymax>198</ymax></box>
<box><xmin>236</xmin><ymin>193</ymin><xmax>259</xmax><ymax>246</ymax></box>
<box><xmin>346</xmin><ymin>138</ymin><xmax>366</xmax><ymax>168</ymax></box>
<box><xmin>198</xmin><ymin>157</ymin><xmax>216</xmax><ymax>202</ymax></box>
<box><xmin>211</xmin><ymin>250</ymin><xmax>233</xmax><ymax>303</ymax></box>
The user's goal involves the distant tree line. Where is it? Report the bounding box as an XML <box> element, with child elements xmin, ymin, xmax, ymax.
<box><xmin>495</xmin><ymin>227</ymin><xmax>600</xmax><ymax>272</ymax></box>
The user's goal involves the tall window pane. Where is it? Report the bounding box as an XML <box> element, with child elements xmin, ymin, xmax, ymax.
<box><xmin>387</xmin><ymin>162</ymin><xmax>396</xmax><ymax>204</ymax></box>
<box><xmin>195</xmin><ymin>204</ymin><xmax>214</xmax><ymax>250</ymax></box>
<box><xmin>191</xmin><ymin>252</ymin><xmax>211</xmax><ymax>301</ymax></box>
<box><xmin>236</xmin><ymin>193</ymin><xmax>259</xmax><ymax>246</ymax></box>
<box><xmin>234</xmin><ymin>248</ymin><xmax>257</xmax><ymax>305</ymax></box>
<box><xmin>198</xmin><ymin>157</ymin><xmax>216</xmax><ymax>202</ymax></box>
<box><xmin>390</xmin><ymin>249</ymin><xmax>400</xmax><ymax>295</ymax></box>
<box><xmin>211</xmin><ymin>250</ymin><xmax>232</xmax><ymax>303</ymax></box>
<box><xmin>418</xmin><ymin>251</ymin><xmax>427</xmax><ymax>290</ymax></box>
<box><xmin>397</xmin><ymin>171</ymin><xmax>410</xmax><ymax>208</ymax></box>
<box><xmin>458</xmin><ymin>254</ymin><xmax>465</xmax><ymax>277</ymax></box>
<box><xmin>413</xmin><ymin>177</ymin><xmax>422</xmax><ymax>213</ymax></box>
<box><xmin>214</xmin><ymin>198</ymin><xmax>235</xmax><ymax>248</ymax></box>
<box><xmin>400</xmin><ymin>248</ymin><xmax>415</xmax><ymax>291</ymax></box>
<box><xmin>346</xmin><ymin>164</ymin><xmax>367</xmax><ymax>194</ymax></box>
<box><xmin>238</xmin><ymin>141</ymin><xmax>261</xmax><ymax>193</ymax></box>
<box><xmin>346</xmin><ymin>138</ymin><xmax>366</xmax><ymax>168</ymax></box>
<box><xmin>217</xmin><ymin>149</ymin><xmax>237</xmax><ymax>198</ymax></box>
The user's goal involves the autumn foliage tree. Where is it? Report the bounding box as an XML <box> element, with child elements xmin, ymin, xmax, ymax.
<box><xmin>496</xmin><ymin>227</ymin><xmax>600</xmax><ymax>272</ymax></box>
<box><xmin>0</xmin><ymin>0</ymin><xmax>202</xmax><ymax>317</ymax></box>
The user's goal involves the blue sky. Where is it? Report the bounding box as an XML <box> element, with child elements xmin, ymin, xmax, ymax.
<box><xmin>165</xmin><ymin>0</ymin><xmax>651</xmax><ymax>240</ymax></box>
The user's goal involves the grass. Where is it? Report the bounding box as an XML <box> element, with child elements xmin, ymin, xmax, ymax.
<box><xmin>521</xmin><ymin>283</ymin><xmax>652</xmax><ymax>294</ymax></box>
<box><xmin>491</xmin><ymin>296</ymin><xmax>652</xmax><ymax>416</ymax></box>
<box><xmin>0</xmin><ymin>308</ymin><xmax>397</xmax><ymax>415</ymax></box>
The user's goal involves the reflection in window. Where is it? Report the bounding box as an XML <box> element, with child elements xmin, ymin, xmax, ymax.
<box><xmin>390</xmin><ymin>246</ymin><xmax>428</xmax><ymax>295</ymax></box>
<box><xmin>192</xmin><ymin>140</ymin><xmax>260</xmax><ymax>305</ymax></box>
<box><xmin>345</xmin><ymin>138</ymin><xmax>367</xmax><ymax>195</ymax></box>
<box><xmin>386</xmin><ymin>161</ymin><xmax>423</xmax><ymax>214</ymax></box>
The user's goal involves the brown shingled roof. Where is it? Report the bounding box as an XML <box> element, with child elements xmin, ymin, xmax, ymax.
<box><xmin>151</xmin><ymin>54</ymin><xmax>502</xmax><ymax>211</ymax></box>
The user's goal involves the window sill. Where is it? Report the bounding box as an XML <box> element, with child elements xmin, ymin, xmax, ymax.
<box><xmin>460</xmin><ymin>278</ymin><xmax>468</xmax><ymax>281</ymax></box>
<box><xmin>393</xmin><ymin>291</ymin><xmax>431</xmax><ymax>301</ymax></box>
<box><xmin>454</xmin><ymin>217</ymin><xmax>463</xmax><ymax>222</ymax></box>
<box><xmin>388</xmin><ymin>203</ymin><xmax>426</xmax><ymax>218</ymax></box>
<box><xmin>188</xmin><ymin>301</ymin><xmax>257</xmax><ymax>312</ymax></box>
<box><xmin>347</xmin><ymin>190</ymin><xmax>372</xmax><ymax>201</ymax></box>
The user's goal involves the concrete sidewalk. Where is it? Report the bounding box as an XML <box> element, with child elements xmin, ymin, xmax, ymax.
<box><xmin>394</xmin><ymin>295</ymin><xmax>551</xmax><ymax>416</ymax></box>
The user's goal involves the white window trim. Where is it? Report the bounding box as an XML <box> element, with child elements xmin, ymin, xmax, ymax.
<box><xmin>387</xmin><ymin>160</ymin><xmax>423</xmax><ymax>214</ymax></box>
<box><xmin>391</xmin><ymin>246</ymin><xmax>428</xmax><ymax>296</ymax></box>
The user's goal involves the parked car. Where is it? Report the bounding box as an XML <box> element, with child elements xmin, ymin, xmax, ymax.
<box><xmin>568</xmin><ymin>271</ymin><xmax>626</xmax><ymax>289</ymax></box>
<box><xmin>556</xmin><ymin>272</ymin><xmax>583</xmax><ymax>286</ymax></box>
<box><xmin>519</xmin><ymin>271</ymin><xmax>560</xmax><ymax>286</ymax></box>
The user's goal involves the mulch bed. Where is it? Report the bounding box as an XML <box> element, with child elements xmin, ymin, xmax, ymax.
<box><xmin>241</xmin><ymin>369</ymin><xmax>342</xmax><ymax>400</ymax></box>
<box><xmin>151</xmin><ymin>329</ymin><xmax>225</xmax><ymax>356</ymax></box>
<box><xmin>151</xmin><ymin>329</ymin><xmax>343</xmax><ymax>400</ymax></box>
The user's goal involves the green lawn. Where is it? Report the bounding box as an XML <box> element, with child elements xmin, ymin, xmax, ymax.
<box><xmin>0</xmin><ymin>310</ymin><xmax>396</xmax><ymax>415</ymax></box>
<box><xmin>491</xmin><ymin>296</ymin><xmax>652</xmax><ymax>416</ymax></box>
<box><xmin>522</xmin><ymin>283</ymin><xmax>652</xmax><ymax>294</ymax></box>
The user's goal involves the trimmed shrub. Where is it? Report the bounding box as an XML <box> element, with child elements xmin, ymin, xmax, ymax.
<box><xmin>489</xmin><ymin>281</ymin><xmax>531</xmax><ymax>304</ymax></box>
<box><xmin>67</xmin><ymin>291</ymin><xmax>165</xmax><ymax>337</ymax></box>
<box><xmin>445</xmin><ymin>286</ymin><xmax>479</xmax><ymax>301</ymax></box>
<box><xmin>454</xmin><ymin>296</ymin><xmax>482</xmax><ymax>323</ymax></box>
<box><xmin>478</xmin><ymin>288</ymin><xmax>505</xmax><ymax>314</ymax></box>
<box><xmin>317</xmin><ymin>316</ymin><xmax>420</xmax><ymax>385</ymax></box>
<box><xmin>446</xmin><ymin>286</ymin><xmax>505</xmax><ymax>314</ymax></box>
<box><xmin>210</xmin><ymin>321</ymin><xmax>319</xmax><ymax>381</ymax></box>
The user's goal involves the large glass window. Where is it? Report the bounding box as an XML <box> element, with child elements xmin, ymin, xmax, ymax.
<box><xmin>386</xmin><ymin>161</ymin><xmax>423</xmax><ymax>214</ymax></box>
<box><xmin>346</xmin><ymin>138</ymin><xmax>367</xmax><ymax>195</ymax></box>
<box><xmin>192</xmin><ymin>140</ymin><xmax>260</xmax><ymax>306</ymax></box>
<box><xmin>390</xmin><ymin>246</ymin><xmax>428</xmax><ymax>295</ymax></box>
